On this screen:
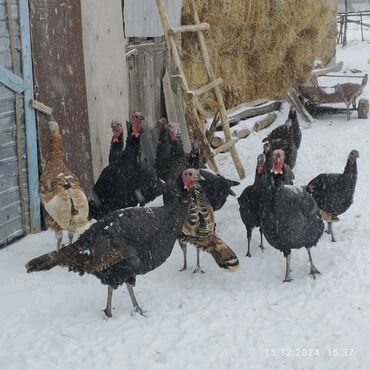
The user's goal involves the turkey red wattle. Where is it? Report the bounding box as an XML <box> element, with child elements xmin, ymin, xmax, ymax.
<box><xmin>111</xmin><ymin>121</ymin><xmax>123</xmax><ymax>143</ymax></box>
<box><xmin>131</xmin><ymin>120</ymin><xmax>142</xmax><ymax>138</ymax></box>
<box><xmin>182</xmin><ymin>168</ymin><xmax>199</xmax><ymax>190</ymax></box>
<box><xmin>131</xmin><ymin>112</ymin><xmax>145</xmax><ymax>138</ymax></box>
<box><xmin>168</xmin><ymin>122</ymin><xmax>179</xmax><ymax>142</ymax></box>
<box><xmin>271</xmin><ymin>149</ymin><xmax>285</xmax><ymax>175</ymax></box>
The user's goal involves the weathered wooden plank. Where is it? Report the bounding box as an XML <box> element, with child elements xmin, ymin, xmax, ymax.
<box><xmin>162</xmin><ymin>67</ymin><xmax>191</xmax><ymax>152</ymax></box>
<box><xmin>187</xmin><ymin>78</ymin><xmax>223</xmax><ymax>101</ymax></box>
<box><xmin>30</xmin><ymin>99</ymin><xmax>52</xmax><ymax>116</ymax></box>
<box><xmin>0</xmin><ymin>65</ymin><xmax>25</xmax><ymax>93</ymax></box>
<box><xmin>253</xmin><ymin>112</ymin><xmax>277</xmax><ymax>132</ymax></box>
<box><xmin>124</xmin><ymin>0</ymin><xmax>182</xmax><ymax>38</ymax></box>
<box><xmin>19</xmin><ymin>0</ymin><xmax>40</xmax><ymax>233</ymax></box>
<box><xmin>170</xmin><ymin>22</ymin><xmax>210</xmax><ymax>35</ymax></box>
<box><xmin>312</xmin><ymin>61</ymin><xmax>344</xmax><ymax>76</ymax></box>
<box><xmin>227</xmin><ymin>101</ymin><xmax>281</xmax><ymax>126</ymax></box>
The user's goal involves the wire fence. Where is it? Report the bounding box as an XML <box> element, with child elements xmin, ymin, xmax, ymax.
<box><xmin>337</xmin><ymin>9</ymin><xmax>370</xmax><ymax>45</ymax></box>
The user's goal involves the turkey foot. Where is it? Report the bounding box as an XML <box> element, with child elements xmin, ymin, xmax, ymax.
<box><xmin>306</xmin><ymin>247</ymin><xmax>321</xmax><ymax>278</ymax></box>
<box><xmin>104</xmin><ymin>308</ymin><xmax>113</xmax><ymax>318</ymax></box>
<box><xmin>193</xmin><ymin>265</ymin><xmax>205</xmax><ymax>274</ymax></box>
<box><xmin>126</xmin><ymin>283</ymin><xmax>145</xmax><ymax>316</ymax></box>
<box><xmin>133</xmin><ymin>305</ymin><xmax>146</xmax><ymax>316</ymax></box>
<box><xmin>246</xmin><ymin>234</ymin><xmax>252</xmax><ymax>257</ymax></box>
<box><xmin>310</xmin><ymin>266</ymin><xmax>321</xmax><ymax>279</ymax></box>
<box><xmin>193</xmin><ymin>249</ymin><xmax>205</xmax><ymax>273</ymax></box>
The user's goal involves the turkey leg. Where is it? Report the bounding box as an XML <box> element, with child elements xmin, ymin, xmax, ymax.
<box><xmin>179</xmin><ymin>240</ymin><xmax>187</xmax><ymax>271</ymax></box>
<box><xmin>56</xmin><ymin>230</ymin><xmax>63</xmax><ymax>251</ymax></box>
<box><xmin>104</xmin><ymin>286</ymin><xmax>113</xmax><ymax>318</ymax></box>
<box><xmin>327</xmin><ymin>222</ymin><xmax>336</xmax><ymax>242</ymax></box>
<box><xmin>306</xmin><ymin>247</ymin><xmax>321</xmax><ymax>278</ymax></box>
<box><xmin>283</xmin><ymin>251</ymin><xmax>292</xmax><ymax>282</ymax></box>
<box><xmin>258</xmin><ymin>228</ymin><xmax>265</xmax><ymax>251</ymax></box>
<box><xmin>126</xmin><ymin>283</ymin><xmax>144</xmax><ymax>315</ymax></box>
<box><xmin>193</xmin><ymin>248</ymin><xmax>205</xmax><ymax>274</ymax></box>
<box><xmin>246</xmin><ymin>228</ymin><xmax>252</xmax><ymax>257</ymax></box>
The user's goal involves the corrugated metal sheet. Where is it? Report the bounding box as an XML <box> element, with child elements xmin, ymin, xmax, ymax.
<box><xmin>0</xmin><ymin>0</ymin><xmax>30</xmax><ymax>246</ymax></box>
<box><xmin>124</xmin><ymin>0</ymin><xmax>182</xmax><ymax>37</ymax></box>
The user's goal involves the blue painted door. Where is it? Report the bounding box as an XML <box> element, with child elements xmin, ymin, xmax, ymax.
<box><xmin>0</xmin><ymin>0</ymin><xmax>40</xmax><ymax>246</ymax></box>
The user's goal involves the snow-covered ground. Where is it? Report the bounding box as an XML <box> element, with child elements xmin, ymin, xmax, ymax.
<box><xmin>1</xmin><ymin>25</ymin><xmax>370</xmax><ymax>370</ymax></box>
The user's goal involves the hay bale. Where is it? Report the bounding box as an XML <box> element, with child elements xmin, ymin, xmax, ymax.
<box><xmin>182</xmin><ymin>0</ymin><xmax>338</xmax><ymax>112</ymax></box>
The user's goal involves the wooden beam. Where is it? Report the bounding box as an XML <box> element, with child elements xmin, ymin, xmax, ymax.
<box><xmin>233</xmin><ymin>128</ymin><xmax>251</xmax><ymax>140</ymax></box>
<box><xmin>186</xmin><ymin>78</ymin><xmax>223</xmax><ymax>101</ymax></box>
<box><xmin>227</xmin><ymin>98</ymin><xmax>269</xmax><ymax>115</ymax></box>
<box><xmin>169</xmin><ymin>22</ymin><xmax>210</xmax><ymax>35</ymax></box>
<box><xmin>0</xmin><ymin>66</ymin><xmax>25</xmax><ymax>93</ymax></box>
<box><xmin>253</xmin><ymin>112</ymin><xmax>277</xmax><ymax>132</ymax></box>
<box><xmin>312</xmin><ymin>62</ymin><xmax>344</xmax><ymax>76</ymax></box>
<box><xmin>228</xmin><ymin>101</ymin><xmax>281</xmax><ymax>125</ymax></box>
<box><xmin>30</xmin><ymin>99</ymin><xmax>53</xmax><ymax>116</ymax></box>
<box><xmin>287</xmin><ymin>88</ymin><xmax>314</xmax><ymax>124</ymax></box>
<box><xmin>213</xmin><ymin>138</ymin><xmax>239</xmax><ymax>154</ymax></box>
<box><xmin>206</xmin><ymin>109</ymin><xmax>220</xmax><ymax>142</ymax></box>
<box><xmin>190</xmin><ymin>0</ymin><xmax>245</xmax><ymax>179</ymax></box>
<box><xmin>19</xmin><ymin>0</ymin><xmax>41</xmax><ymax>233</ymax></box>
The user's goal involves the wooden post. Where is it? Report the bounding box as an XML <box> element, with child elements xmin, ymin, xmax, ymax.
<box><xmin>337</xmin><ymin>17</ymin><xmax>343</xmax><ymax>44</ymax></box>
<box><xmin>343</xmin><ymin>0</ymin><xmax>348</xmax><ymax>47</ymax></box>
<box><xmin>19</xmin><ymin>0</ymin><xmax>41</xmax><ymax>233</ymax></box>
<box><xmin>190</xmin><ymin>0</ymin><xmax>245</xmax><ymax>179</ymax></box>
<box><xmin>360</xmin><ymin>12</ymin><xmax>364</xmax><ymax>41</ymax></box>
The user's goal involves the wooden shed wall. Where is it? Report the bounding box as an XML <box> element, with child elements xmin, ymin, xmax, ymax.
<box><xmin>29</xmin><ymin>0</ymin><xmax>94</xmax><ymax>194</ymax></box>
<box><xmin>124</xmin><ymin>0</ymin><xmax>182</xmax><ymax>37</ymax></box>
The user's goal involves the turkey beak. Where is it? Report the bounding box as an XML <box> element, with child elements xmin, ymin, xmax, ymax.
<box><xmin>229</xmin><ymin>189</ymin><xmax>236</xmax><ymax>197</ymax></box>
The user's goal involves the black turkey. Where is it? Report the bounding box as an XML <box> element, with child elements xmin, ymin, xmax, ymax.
<box><xmin>260</xmin><ymin>149</ymin><xmax>324</xmax><ymax>282</ymax></box>
<box><xmin>26</xmin><ymin>168</ymin><xmax>201</xmax><ymax>317</ymax></box>
<box><xmin>306</xmin><ymin>149</ymin><xmax>359</xmax><ymax>242</ymax></box>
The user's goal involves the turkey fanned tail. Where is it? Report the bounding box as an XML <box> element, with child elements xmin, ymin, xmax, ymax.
<box><xmin>195</xmin><ymin>234</ymin><xmax>239</xmax><ymax>271</ymax></box>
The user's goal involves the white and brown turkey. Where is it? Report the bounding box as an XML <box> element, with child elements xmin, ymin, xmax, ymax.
<box><xmin>39</xmin><ymin>119</ymin><xmax>89</xmax><ymax>250</ymax></box>
<box><xmin>156</xmin><ymin>120</ymin><xmax>240</xmax><ymax>272</ymax></box>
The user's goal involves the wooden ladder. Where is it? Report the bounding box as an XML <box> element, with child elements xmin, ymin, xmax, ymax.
<box><xmin>156</xmin><ymin>0</ymin><xmax>245</xmax><ymax>179</ymax></box>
